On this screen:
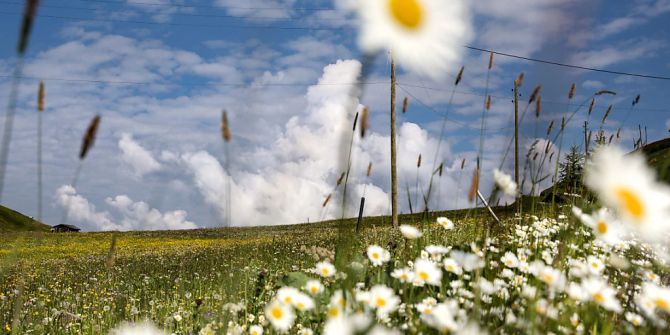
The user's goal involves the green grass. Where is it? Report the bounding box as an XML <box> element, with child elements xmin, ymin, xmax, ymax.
<box><xmin>0</xmin><ymin>204</ymin><xmax>49</xmax><ymax>233</ymax></box>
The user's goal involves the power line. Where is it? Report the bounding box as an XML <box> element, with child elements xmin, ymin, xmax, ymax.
<box><xmin>465</xmin><ymin>46</ymin><xmax>670</xmax><ymax>81</ymax></box>
<box><xmin>0</xmin><ymin>11</ymin><xmax>341</xmax><ymax>30</ymax></box>
<box><xmin>0</xmin><ymin>1</ymin><xmax>352</xmax><ymax>22</ymax></box>
<box><xmin>0</xmin><ymin>73</ymin><xmax>389</xmax><ymax>87</ymax></box>
<box><xmin>2</xmin><ymin>9</ymin><xmax>667</xmax><ymax>82</ymax></box>
<box><xmin>77</xmin><ymin>0</ymin><xmax>338</xmax><ymax>11</ymax></box>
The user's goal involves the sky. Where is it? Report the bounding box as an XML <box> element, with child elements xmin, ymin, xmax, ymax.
<box><xmin>0</xmin><ymin>0</ymin><xmax>669</xmax><ymax>231</ymax></box>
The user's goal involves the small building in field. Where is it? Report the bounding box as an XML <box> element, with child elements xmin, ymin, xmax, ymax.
<box><xmin>51</xmin><ymin>224</ymin><xmax>81</xmax><ymax>233</ymax></box>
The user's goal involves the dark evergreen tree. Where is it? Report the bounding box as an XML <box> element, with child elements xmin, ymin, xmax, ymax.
<box><xmin>558</xmin><ymin>144</ymin><xmax>585</xmax><ymax>194</ymax></box>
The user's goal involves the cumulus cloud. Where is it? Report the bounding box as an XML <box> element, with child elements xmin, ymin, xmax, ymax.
<box><xmin>168</xmin><ymin>59</ymin><xmax>467</xmax><ymax>226</ymax></box>
<box><xmin>105</xmin><ymin>195</ymin><xmax>198</xmax><ymax>230</ymax></box>
<box><xmin>56</xmin><ymin>185</ymin><xmax>197</xmax><ymax>231</ymax></box>
<box><xmin>118</xmin><ymin>133</ymin><xmax>162</xmax><ymax>178</ymax></box>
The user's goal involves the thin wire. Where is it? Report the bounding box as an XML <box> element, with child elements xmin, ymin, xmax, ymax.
<box><xmin>465</xmin><ymin>46</ymin><xmax>670</xmax><ymax>81</ymax></box>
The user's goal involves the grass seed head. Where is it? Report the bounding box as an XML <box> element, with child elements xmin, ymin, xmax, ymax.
<box><xmin>455</xmin><ymin>66</ymin><xmax>465</xmax><ymax>86</ymax></box>
<box><xmin>367</xmin><ymin>162</ymin><xmax>372</xmax><ymax>177</ymax></box>
<box><xmin>360</xmin><ymin>106</ymin><xmax>369</xmax><ymax>138</ymax></box>
<box><xmin>529</xmin><ymin>85</ymin><xmax>541</xmax><ymax>104</ymax></box>
<box><xmin>485</xmin><ymin>95</ymin><xmax>492</xmax><ymax>110</ymax></box>
<box><xmin>322</xmin><ymin>193</ymin><xmax>332</xmax><ymax>207</ymax></box>
<box><xmin>79</xmin><ymin>114</ymin><xmax>101</xmax><ymax>160</ymax></box>
<box><xmin>416</xmin><ymin>154</ymin><xmax>422</xmax><ymax>168</ymax></box>
<box><xmin>595</xmin><ymin>89</ymin><xmax>616</xmax><ymax>96</ymax></box>
<box><xmin>468</xmin><ymin>168</ymin><xmax>479</xmax><ymax>203</ymax></box>
<box><xmin>568</xmin><ymin>82</ymin><xmax>576</xmax><ymax>99</ymax></box>
<box><xmin>515</xmin><ymin>72</ymin><xmax>525</xmax><ymax>87</ymax></box>
<box><xmin>588</xmin><ymin>98</ymin><xmax>595</xmax><ymax>115</ymax></box>
<box><xmin>535</xmin><ymin>96</ymin><xmax>542</xmax><ymax>118</ymax></box>
<box><xmin>402</xmin><ymin>97</ymin><xmax>408</xmax><ymax>113</ymax></box>
<box><xmin>221</xmin><ymin>110</ymin><xmax>231</xmax><ymax>142</ymax></box>
<box><xmin>488</xmin><ymin>51</ymin><xmax>494</xmax><ymax>70</ymax></box>
<box><xmin>18</xmin><ymin>0</ymin><xmax>39</xmax><ymax>54</ymax></box>
<box><xmin>37</xmin><ymin>81</ymin><xmax>45</xmax><ymax>112</ymax></box>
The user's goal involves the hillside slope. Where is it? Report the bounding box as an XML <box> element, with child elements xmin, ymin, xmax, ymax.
<box><xmin>0</xmin><ymin>205</ymin><xmax>50</xmax><ymax>232</ymax></box>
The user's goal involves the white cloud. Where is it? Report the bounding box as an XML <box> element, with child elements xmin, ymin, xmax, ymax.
<box><xmin>105</xmin><ymin>195</ymin><xmax>198</xmax><ymax>230</ymax></box>
<box><xmin>215</xmin><ymin>0</ymin><xmax>297</xmax><ymax>21</ymax></box>
<box><xmin>56</xmin><ymin>185</ymin><xmax>119</xmax><ymax>231</ymax></box>
<box><xmin>56</xmin><ymin>185</ymin><xmax>197</xmax><ymax>231</ymax></box>
<box><xmin>118</xmin><ymin>133</ymin><xmax>162</xmax><ymax>178</ymax></box>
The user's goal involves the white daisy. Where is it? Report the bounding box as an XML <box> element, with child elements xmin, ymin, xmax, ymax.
<box><xmin>500</xmin><ymin>252</ymin><xmax>519</xmax><ymax>268</ymax></box>
<box><xmin>638</xmin><ymin>282</ymin><xmax>670</xmax><ymax>315</ymax></box>
<box><xmin>581</xmin><ymin>278</ymin><xmax>621</xmax><ymax>312</ymax></box>
<box><xmin>399</xmin><ymin>224</ymin><xmax>423</xmax><ymax>239</ymax></box>
<box><xmin>305</xmin><ymin>280</ymin><xmax>324</xmax><ymax>296</ymax></box>
<box><xmin>249</xmin><ymin>325</ymin><xmax>263</xmax><ymax>335</ymax></box>
<box><xmin>443</xmin><ymin>258</ymin><xmax>462</xmax><ymax>275</ymax></box>
<box><xmin>584</xmin><ymin>146</ymin><xmax>670</xmax><ymax>242</ymax></box>
<box><xmin>436</xmin><ymin>217</ymin><xmax>455</xmax><ymax>230</ymax></box>
<box><xmin>493</xmin><ymin>168</ymin><xmax>517</xmax><ymax>196</ymax></box>
<box><xmin>572</xmin><ymin>206</ymin><xmax>625</xmax><ymax>245</ymax></box>
<box><xmin>344</xmin><ymin>0</ymin><xmax>471</xmax><ymax>79</ymax></box>
<box><xmin>367</xmin><ymin>245</ymin><xmax>391</xmax><ymax>266</ymax></box>
<box><xmin>277</xmin><ymin>287</ymin><xmax>300</xmax><ymax>306</ymax></box>
<box><xmin>315</xmin><ymin>261</ymin><xmax>336</xmax><ymax>278</ymax></box>
<box><xmin>110</xmin><ymin>321</ymin><xmax>166</xmax><ymax>335</ymax></box>
<box><xmin>368</xmin><ymin>285</ymin><xmax>400</xmax><ymax>318</ymax></box>
<box><xmin>265</xmin><ymin>300</ymin><xmax>296</xmax><ymax>333</ymax></box>
<box><xmin>586</xmin><ymin>256</ymin><xmax>605</xmax><ymax>275</ymax></box>
<box><xmin>413</xmin><ymin>258</ymin><xmax>442</xmax><ymax>286</ymax></box>
<box><xmin>391</xmin><ymin>267</ymin><xmax>415</xmax><ymax>283</ymax></box>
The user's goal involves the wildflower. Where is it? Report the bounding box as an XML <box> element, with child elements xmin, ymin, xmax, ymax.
<box><xmin>315</xmin><ymin>261</ymin><xmax>336</xmax><ymax>278</ymax></box>
<box><xmin>265</xmin><ymin>300</ymin><xmax>295</xmax><ymax>332</ymax></box>
<box><xmin>293</xmin><ymin>293</ymin><xmax>315</xmax><ymax>312</ymax></box>
<box><xmin>586</xmin><ymin>256</ymin><xmax>605</xmax><ymax>275</ymax></box>
<box><xmin>443</xmin><ymin>258</ymin><xmax>462</xmax><ymax>275</ymax></box>
<box><xmin>298</xmin><ymin>328</ymin><xmax>314</xmax><ymax>335</ymax></box>
<box><xmin>638</xmin><ymin>282</ymin><xmax>670</xmax><ymax>315</ymax></box>
<box><xmin>391</xmin><ymin>267</ymin><xmax>415</xmax><ymax>283</ymax></box>
<box><xmin>493</xmin><ymin>169</ymin><xmax>517</xmax><ymax>196</ymax></box>
<box><xmin>305</xmin><ymin>280</ymin><xmax>324</xmax><ymax>296</ymax></box>
<box><xmin>420</xmin><ymin>301</ymin><xmax>459</xmax><ymax>332</ymax></box>
<box><xmin>110</xmin><ymin>321</ymin><xmax>166</xmax><ymax>335</ymax></box>
<box><xmin>436</xmin><ymin>217</ymin><xmax>454</xmax><ymax>230</ymax></box>
<box><xmin>343</xmin><ymin>0</ymin><xmax>471</xmax><ymax>79</ymax></box>
<box><xmin>626</xmin><ymin>312</ymin><xmax>644</xmax><ymax>326</ymax></box>
<box><xmin>500</xmin><ymin>252</ymin><xmax>519</xmax><ymax>268</ymax></box>
<box><xmin>249</xmin><ymin>325</ymin><xmax>263</xmax><ymax>335</ymax></box>
<box><xmin>572</xmin><ymin>207</ymin><xmax>624</xmax><ymax>245</ymax></box>
<box><xmin>368</xmin><ymin>285</ymin><xmax>400</xmax><ymax>318</ymax></box>
<box><xmin>584</xmin><ymin>146</ymin><xmax>670</xmax><ymax>241</ymax></box>
<box><xmin>415</xmin><ymin>297</ymin><xmax>438</xmax><ymax>315</ymax></box>
<box><xmin>327</xmin><ymin>291</ymin><xmax>345</xmax><ymax>319</ymax></box>
<box><xmin>425</xmin><ymin>245</ymin><xmax>450</xmax><ymax>260</ymax></box>
<box><xmin>581</xmin><ymin>278</ymin><xmax>621</xmax><ymax>312</ymax></box>
<box><xmin>413</xmin><ymin>258</ymin><xmax>442</xmax><ymax>286</ymax></box>
<box><xmin>277</xmin><ymin>287</ymin><xmax>300</xmax><ymax>305</ymax></box>
<box><xmin>399</xmin><ymin>224</ymin><xmax>422</xmax><ymax>239</ymax></box>
<box><xmin>367</xmin><ymin>245</ymin><xmax>391</xmax><ymax>266</ymax></box>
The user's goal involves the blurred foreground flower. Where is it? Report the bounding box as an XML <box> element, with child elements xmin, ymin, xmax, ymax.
<box><xmin>109</xmin><ymin>321</ymin><xmax>165</xmax><ymax>335</ymax></box>
<box><xmin>584</xmin><ymin>146</ymin><xmax>670</xmax><ymax>242</ymax></box>
<box><xmin>342</xmin><ymin>0</ymin><xmax>471</xmax><ymax>78</ymax></box>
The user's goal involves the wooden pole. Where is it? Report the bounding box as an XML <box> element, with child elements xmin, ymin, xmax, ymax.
<box><xmin>356</xmin><ymin>197</ymin><xmax>365</xmax><ymax>233</ymax></box>
<box><xmin>390</xmin><ymin>56</ymin><xmax>399</xmax><ymax>228</ymax></box>
<box><xmin>514</xmin><ymin>80</ymin><xmax>520</xmax><ymax>211</ymax></box>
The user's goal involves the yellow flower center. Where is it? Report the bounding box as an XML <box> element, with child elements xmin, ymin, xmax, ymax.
<box><xmin>252</xmin><ymin>331</ymin><xmax>259</xmax><ymax>335</ymax></box>
<box><xmin>596</xmin><ymin>220</ymin><xmax>608</xmax><ymax>234</ymax></box>
<box><xmin>297</xmin><ymin>302</ymin><xmax>305</xmax><ymax>309</ymax></box>
<box><xmin>593</xmin><ymin>292</ymin><xmax>605</xmax><ymax>303</ymax></box>
<box><xmin>388</xmin><ymin>0</ymin><xmax>424</xmax><ymax>30</ymax></box>
<box><xmin>591</xmin><ymin>262</ymin><xmax>600</xmax><ymax>269</ymax></box>
<box><xmin>372</xmin><ymin>252</ymin><xmax>379</xmax><ymax>260</ymax></box>
<box><xmin>283</xmin><ymin>297</ymin><xmax>292</xmax><ymax>304</ymax></box>
<box><xmin>418</xmin><ymin>271</ymin><xmax>429</xmax><ymax>281</ymax></box>
<box><xmin>446</xmin><ymin>265</ymin><xmax>454</xmax><ymax>271</ymax></box>
<box><xmin>328</xmin><ymin>306</ymin><xmax>340</xmax><ymax>318</ymax></box>
<box><xmin>321</xmin><ymin>268</ymin><xmax>330</xmax><ymax>276</ymax></box>
<box><xmin>540</xmin><ymin>273</ymin><xmax>554</xmax><ymax>284</ymax></box>
<box><xmin>375</xmin><ymin>297</ymin><xmax>387</xmax><ymax>307</ymax></box>
<box><xmin>310</xmin><ymin>287</ymin><xmax>318</xmax><ymax>294</ymax></box>
<box><xmin>271</xmin><ymin>306</ymin><xmax>283</xmax><ymax>319</ymax></box>
<box><xmin>654</xmin><ymin>298</ymin><xmax>669</xmax><ymax>310</ymax></box>
<box><xmin>615</xmin><ymin>188</ymin><xmax>644</xmax><ymax>220</ymax></box>
<box><xmin>505</xmin><ymin>260</ymin><xmax>514</xmax><ymax>265</ymax></box>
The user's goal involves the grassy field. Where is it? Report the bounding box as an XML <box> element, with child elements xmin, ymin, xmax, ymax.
<box><xmin>0</xmin><ymin>204</ymin><xmax>49</xmax><ymax>233</ymax></box>
<box><xmin>1</xmin><ymin>209</ymin><xmax>494</xmax><ymax>334</ymax></box>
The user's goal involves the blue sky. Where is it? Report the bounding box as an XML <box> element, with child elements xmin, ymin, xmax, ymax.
<box><xmin>0</xmin><ymin>0</ymin><xmax>669</xmax><ymax>230</ymax></box>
